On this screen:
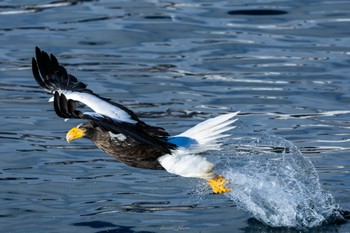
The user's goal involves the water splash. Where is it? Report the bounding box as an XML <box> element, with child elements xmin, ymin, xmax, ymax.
<box><xmin>214</xmin><ymin>135</ymin><xmax>342</xmax><ymax>228</ymax></box>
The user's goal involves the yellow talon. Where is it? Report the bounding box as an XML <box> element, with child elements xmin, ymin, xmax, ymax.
<box><xmin>208</xmin><ymin>175</ymin><xmax>231</xmax><ymax>194</ymax></box>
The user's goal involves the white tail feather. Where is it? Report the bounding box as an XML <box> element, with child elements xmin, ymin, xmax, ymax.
<box><xmin>158</xmin><ymin>150</ymin><xmax>215</xmax><ymax>180</ymax></box>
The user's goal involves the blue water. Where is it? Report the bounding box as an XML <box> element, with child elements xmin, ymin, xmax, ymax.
<box><xmin>0</xmin><ymin>0</ymin><xmax>350</xmax><ymax>232</ymax></box>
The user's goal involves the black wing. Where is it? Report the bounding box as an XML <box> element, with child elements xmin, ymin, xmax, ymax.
<box><xmin>32</xmin><ymin>47</ymin><xmax>93</xmax><ymax>95</ymax></box>
<box><xmin>33</xmin><ymin>47</ymin><xmax>171</xmax><ymax>138</ymax></box>
<box><xmin>54</xmin><ymin>92</ymin><xmax>176</xmax><ymax>153</ymax></box>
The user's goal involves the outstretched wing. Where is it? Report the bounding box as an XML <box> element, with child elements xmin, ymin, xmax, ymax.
<box><xmin>32</xmin><ymin>47</ymin><xmax>139</xmax><ymax>124</ymax></box>
<box><xmin>54</xmin><ymin>91</ymin><xmax>176</xmax><ymax>153</ymax></box>
<box><xmin>158</xmin><ymin>112</ymin><xmax>239</xmax><ymax>179</ymax></box>
<box><xmin>32</xmin><ymin>46</ymin><xmax>173</xmax><ymax>151</ymax></box>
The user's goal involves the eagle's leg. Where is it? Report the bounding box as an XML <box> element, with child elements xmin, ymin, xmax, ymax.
<box><xmin>208</xmin><ymin>175</ymin><xmax>231</xmax><ymax>194</ymax></box>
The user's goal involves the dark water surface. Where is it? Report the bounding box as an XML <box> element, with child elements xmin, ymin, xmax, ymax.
<box><xmin>1</xmin><ymin>0</ymin><xmax>350</xmax><ymax>232</ymax></box>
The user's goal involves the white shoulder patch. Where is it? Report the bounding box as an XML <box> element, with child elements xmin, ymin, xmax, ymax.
<box><xmin>62</xmin><ymin>91</ymin><xmax>137</xmax><ymax>124</ymax></box>
<box><xmin>108</xmin><ymin>132</ymin><xmax>127</xmax><ymax>141</ymax></box>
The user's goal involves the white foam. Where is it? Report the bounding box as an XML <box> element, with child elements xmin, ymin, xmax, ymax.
<box><xmin>213</xmin><ymin>135</ymin><xmax>339</xmax><ymax>228</ymax></box>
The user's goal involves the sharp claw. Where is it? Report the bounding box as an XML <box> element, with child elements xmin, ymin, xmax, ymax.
<box><xmin>208</xmin><ymin>175</ymin><xmax>231</xmax><ymax>194</ymax></box>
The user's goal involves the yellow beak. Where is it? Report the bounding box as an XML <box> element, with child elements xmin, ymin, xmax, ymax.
<box><xmin>66</xmin><ymin>127</ymin><xmax>86</xmax><ymax>143</ymax></box>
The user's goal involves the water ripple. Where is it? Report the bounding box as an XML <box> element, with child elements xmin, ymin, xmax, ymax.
<box><xmin>0</xmin><ymin>0</ymin><xmax>350</xmax><ymax>232</ymax></box>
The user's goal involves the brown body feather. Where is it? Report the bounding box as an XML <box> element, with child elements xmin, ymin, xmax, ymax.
<box><xmin>32</xmin><ymin>47</ymin><xmax>176</xmax><ymax>170</ymax></box>
<box><xmin>85</xmin><ymin>124</ymin><xmax>167</xmax><ymax>169</ymax></box>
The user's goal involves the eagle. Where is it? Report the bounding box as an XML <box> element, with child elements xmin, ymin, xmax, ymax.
<box><xmin>32</xmin><ymin>47</ymin><xmax>238</xmax><ymax>194</ymax></box>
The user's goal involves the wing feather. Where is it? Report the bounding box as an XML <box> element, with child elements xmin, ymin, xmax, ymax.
<box><xmin>53</xmin><ymin>92</ymin><xmax>175</xmax><ymax>152</ymax></box>
<box><xmin>32</xmin><ymin>47</ymin><xmax>138</xmax><ymax>124</ymax></box>
<box><xmin>33</xmin><ymin>47</ymin><xmax>172</xmax><ymax>142</ymax></box>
